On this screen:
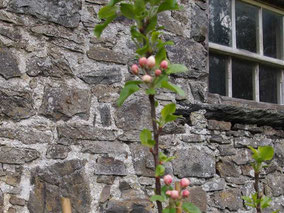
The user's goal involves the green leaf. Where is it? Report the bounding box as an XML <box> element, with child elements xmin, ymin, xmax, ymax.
<box><xmin>158</xmin><ymin>0</ymin><xmax>179</xmax><ymax>13</ymax></box>
<box><xmin>155</xmin><ymin>165</ymin><xmax>165</xmax><ymax>177</ymax></box>
<box><xmin>163</xmin><ymin>208</ymin><xmax>176</xmax><ymax>213</ymax></box>
<box><xmin>259</xmin><ymin>146</ymin><xmax>274</xmax><ymax>161</ymax></box>
<box><xmin>166</xmin><ymin>64</ymin><xmax>188</xmax><ymax>74</ymax></box>
<box><xmin>140</xmin><ymin>129</ymin><xmax>156</xmax><ymax>148</ymax></box>
<box><xmin>156</xmin><ymin>40</ymin><xmax>174</xmax><ymax>49</ymax></box>
<box><xmin>150</xmin><ymin>0</ymin><xmax>162</xmax><ymax>6</ymax></box>
<box><xmin>261</xmin><ymin>196</ymin><xmax>272</xmax><ymax>209</ymax></box>
<box><xmin>94</xmin><ymin>15</ymin><xmax>117</xmax><ymax>38</ymax></box>
<box><xmin>155</xmin><ymin>101</ymin><xmax>159</xmax><ymax>107</ymax></box>
<box><xmin>134</xmin><ymin>0</ymin><xmax>145</xmax><ymax>14</ymax></box>
<box><xmin>150</xmin><ymin>195</ymin><xmax>165</xmax><ymax>202</ymax></box>
<box><xmin>108</xmin><ymin>0</ymin><xmax>123</xmax><ymax>6</ymax></box>
<box><xmin>98</xmin><ymin>5</ymin><xmax>117</xmax><ymax>19</ymax></box>
<box><xmin>146</xmin><ymin>88</ymin><xmax>156</xmax><ymax>95</ymax></box>
<box><xmin>125</xmin><ymin>80</ymin><xmax>143</xmax><ymax>86</ymax></box>
<box><xmin>145</xmin><ymin>15</ymin><xmax>157</xmax><ymax>34</ymax></box>
<box><xmin>155</xmin><ymin>47</ymin><xmax>167</xmax><ymax>65</ymax></box>
<box><xmin>117</xmin><ymin>82</ymin><xmax>140</xmax><ymax>107</ymax></box>
<box><xmin>120</xmin><ymin>3</ymin><xmax>135</xmax><ymax>19</ymax></box>
<box><xmin>182</xmin><ymin>202</ymin><xmax>201</xmax><ymax>213</ymax></box>
<box><xmin>136</xmin><ymin>43</ymin><xmax>149</xmax><ymax>55</ymax></box>
<box><xmin>161</xmin><ymin>103</ymin><xmax>176</xmax><ymax>120</ymax></box>
<box><xmin>151</xmin><ymin>31</ymin><xmax>161</xmax><ymax>43</ymax></box>
<box><xmin>161</xmin><ymin>81</ymin><xmax>185</xmax><ymax>97</ymax></box>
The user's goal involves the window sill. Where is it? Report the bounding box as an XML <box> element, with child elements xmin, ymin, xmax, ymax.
<box><xmin>177</xmin><ymin>93</ymin><xmax>284</xmax><ymax>128</ymax></box>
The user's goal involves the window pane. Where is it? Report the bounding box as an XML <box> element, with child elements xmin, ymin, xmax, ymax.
<box><xmin>259</xmin><ymin>65</ymin><xmax>279</xmax><ymax>104</ymax></box>
<box><xmin>209</xmin><ymin>53</ymin><xmax>227</xmax><ymax>96</ymax></box>
<box><xmin>232</xmin><ymin>58</ymin><xmax>254</xmax><ymax>100</ymax></box>
<box><xmin>236</xmin><ymin>1</ymin><xmax>258</xmax><ymax>53</ymax></box>
<box><xmin>263</xmin><ymin>10</ymin><xmax>282</xmax><ymax>59</ymax></box>
<box><xmin>209</xmin><ymin>0</ymin><xmax>232</xmax><ymax>46</ymax></box>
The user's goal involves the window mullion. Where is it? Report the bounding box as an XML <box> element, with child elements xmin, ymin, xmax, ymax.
<box><xmin>232</xmin><ymin>0</ymin><xmax>237</xmax><ymax>48</ymax></box>
<box><xmin>227</xmin><ymin>57</ymin><xmax>233</xmax><ymax>97</ymax></box>
<box><xmin>279</xmin><ymin>70</ymin><xmax>284</xmax><ymax>105</ymax></box>
<box><xmin>258</xmin><ymin>8</ymin><xmax>264</xmax><ymax>55</ymax></box>
<box><xmin>253</xmin><ymin>64</ymin><xmax>260</xmax><ymax>102</ymax></box>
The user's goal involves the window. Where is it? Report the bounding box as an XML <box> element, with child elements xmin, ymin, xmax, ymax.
<box><xmin>209</xmin><ymin>0</ymin><xmax>284</xmax><ymax>104</ymax></box>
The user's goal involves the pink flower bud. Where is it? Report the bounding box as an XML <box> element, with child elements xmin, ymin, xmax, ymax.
<box><xmin>182</xmin><ymin>190</ymin><xmax>190</xmax><ymax>198</ymax></box>
<box><xmin>131</xmin><ymin>64</ymin><xmax>139</xmax><ymax>75</ymax></box>
<box><xmin>160</xmin><ymin>60</ymin><xmax>168</xmax><ymax>69</ymax></box>
<box><xmin>170</xmin><ymin>190</ymin><xmax>179</xmax><ymax>199</ymax></box>
<box><xmin>139</xmin><ymin>57</ymin><xmax>147</xmax><ymax>67</ymax></box>
<box><xmin>142</xmin><ymin>74</ymin><xmax>152</xmax><ymax>83</ymax></box>
<box><xmin>166</xmin><ymin>190</ymin><xmax>172</xmax><ymax>196</ymax></box>
<box><xmin>155</xmin><ymin>69</ymin><xmax>162</xmax><ymax>76</ymax></box>
<box><xmin>146</xmin><ymin>56</ymin><xmax>156</xmax><ymax>68</ymax></box>
<box><xmin>163</xmin><ymin>175</ymin><xmax>173</xmax><ymax>185</ymax></box>
<box><xmin>180</xmin><ymin>178</ymin><xmax>190</xmax><ymax>188</ymax></box>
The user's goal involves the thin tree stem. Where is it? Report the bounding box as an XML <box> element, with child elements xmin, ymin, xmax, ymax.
<box><xmin>254</xmin><ymin>171</ymin><xmax>261</xmax><ymax>213</ymax></box>
<box><xmin>149</xmin><ymin>94</ymin><xmax>163</xmax><ymax>213</ymax></box>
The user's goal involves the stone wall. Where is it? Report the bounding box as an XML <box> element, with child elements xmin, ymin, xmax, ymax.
<box><xmin>0</xmin><ymin>0</ymin><xmax>283</xmax><ymax>212</ymax></box>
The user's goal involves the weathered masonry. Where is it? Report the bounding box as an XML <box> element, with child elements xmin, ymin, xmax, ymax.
<box><xmin>0</xmin><ymin>0</ymin><xmax>283</xmax><ymax>212</ymax></box>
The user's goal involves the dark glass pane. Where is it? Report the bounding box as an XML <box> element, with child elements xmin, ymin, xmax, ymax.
<box><xmin>209</xmin><ymin>0</ymin><xmax>232</xmax><ymax>46</ymax></box>
<box><xmin>259</xmin><ymin>65</ymin><xmax>279</xmax><ymax>104</ymax></box>
<box><xmin>209</xmin><ymin>53</ymin><xmax>227</xmax><ymax>96</ymax></box>
<box><xmin>232</xmin><ymin>58</ymin><xmax>254</xmax><ymax>100</ymax></box>
<box><xmin>263</xmin><ymin>10</ymin><xmax>282</xmax><ymax>59</ymax></box>
<box><xmin>236</xmin><ymin>1</ymin><xmax>258</xmax><ymax>53</ymax></box>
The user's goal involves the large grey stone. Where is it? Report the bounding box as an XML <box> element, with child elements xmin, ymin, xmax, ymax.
<box><xmin>40</xmin><ymin>84</ymin><xmax>91</xmax><ymax>121</ymax></box>
<box><xmin>173</xmin><ymin>147</ymin><xmax>215</xmax><ymax>178</ymax></box>
<box><xmin>57</xmin><ymin>124</ymin><xmax>116</xmax><ymax>144</ymax></box>
<box><xmin>105</xmin><ymin>199</ymin><xmax>152</xmax><ymax>213</ymax></box>
<box><xmin>0</xmin><ymin>49</ymin><xmax>21</xmax><ymax>79</ymax></box>
<box><xmin>274</xmin><ymin>140</ymin><xmax>284</xmax><ymax>167</ymax></box>
<box><xmin>129</xmin><ymin>143</ymin><xmax>154</xmax><ymax>177</ymax></box>
<box><xmin>191</xmin><ymin>3</ymin><xmax>208</xmax><ymax>42</ymax></box>
<box><xmin>94</xmin><ymin>157</ymin><xmax>127</xmax><ymax>176</ymax></box>
<box><xmin>28</xmin><ymin>160</ymin><xmax>91</xmax><ymax>213</ymax></box>
<box><xmin>0</xmin><ymin>127</ymin><xmax>52</xmax><ymax>144</ymax></box>
<box><xmin>26</xmin><ymin>56</ymin><xmax>73</xmax><ymax>78</ymax></box>
<box><xmin>115</xmin><ymin>97</ymin><xmax>152</xmax><ymax>131</ymax></box>
<box><xmin>216</xmin><ymin>158</ymin><xmax>241</xmax><ymax>177</ymax></box>
<box><xmin>46</xmin><ymin>144</ymin><xmax>70</xmax><ymax>159</ymax></box>
<box><xmin>0</xmin><ymin>87</ymin><xmax>34</xmax><ymax>121</ymax></box>
<box><xmin>211</xmin><ymin>189</ymin><xmax>243</xmax><ymax>211</ymax></box>
<box><xmin>81</xmin><ymin>141</ymin><xmax>127</xmax><ymax>155</ymax></box>
<box><xmin>8</xmin><ymin>0</ymin><xmax>81</xmax><ymax>28</ymax></box>
<box><xmin>266</xmin><ymin>173</ymin><xmax>284</xmax><ymax>197</ymax></box>
<box><xmin>187</xmin><ymin>187</ymin><xmax>207</xmax><ymax>212</ymax></box>
<box><xmin>99</xmin><ymin>105</ymin><xmax>112</xmax><ymax>126</ymax></box>
<box><xmin>78</xmin><ymin>68</ymin><xmax>122</xmax><ymax>85</ymax></box>
<box><xmin>87</xmin><ymin>47</ymin><xmax>128</xmax><ymax>64</ymax></box>
<box><xmin>0</xmin><ymin>147</ymin><xmax>39</xmax><ymax>164</ymax></box>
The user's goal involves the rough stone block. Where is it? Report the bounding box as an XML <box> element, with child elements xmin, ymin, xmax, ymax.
<box><xmin>187</xmin><ymin>187</ymin><xmax>207</xmax><ymax>212</ymax></box>
<box><xmin>57</xmin><ymin>124</ymin><xmax>116</xmax><ymax>144</ymax></box>
<box><xmin>173</xmin><ymin>147</ymin><xmax>215</xmax><ymax>178</ymax></box>
<box><xmin>0</xmin><ymin>87</ymin><xmax>34</xmax><ymax>121</ymax></box>
<box><xmin>40</xmin><ymin>84</ymin><xmax>91</xmax><ymax>121</ymax></box>
<box><xmin>87</xmin><ymin>47</ymin><xmax>128</xmax><ymax>64</ymax></box>
<box><xmin>211</xmin><ymin>189</ymin><xmax>243</xmax><ymax>211</ymax></box>
<box><xmin>9</xmin><ymin>195</ymin><xmax>26</xmax><ymax>206</ymax></box>
<box><xmin>78</xmin><ymin>68</ymin><xmax>122</xmax><ymax>85</ymax></box>
<box><xmin>115</xmin><ymin>97</ymin><xmax>152</xmax><ymax>131</ymax></box>
<box><xmin>216</xmin><ymin>158</ymin><xmax>241</xmax><ymax>177</ymax></box>
<box><xmin>46</xmin><ymin>144</ymin><xmax>70</xmax><ymax>159</ymax></box>
<box><xmin>0</xmin><ymin>147</ymin><xmax>39</xmax><ymax>164</ymax></box>
<box><xmin>8</xmin><ymin>0</ymin><xmax>81</xmax><ymax>28</ymax></box>
<box><xmin>208</xmin><ymin>120</ymin><xmax>231</xmax><ymax>131</ymax></box>
<box><xmin>0</xmin><ymin>49</ymin><xmax>21</xmax><ymax>79</ymax></box>
<box><xmin>129</xmin><ymin>143</ymin><xmax>154</xmax><ymax>177</ymax></box>
<box><xmin>81</xmin><ymin>141</ymin><xmax>127</xmax><ymax>155</ymax></box>
<box><xmin>28</xmin><ymin>160</ymin><xmax>91</xmax><ymax>213</ymax></box>
<box><xmin>0</xmin><ymin>127</ymin><xmax>52</xmax><ymax>144</ymax></box>
<box><xmin>98</xmin><ymin>105</ymin><xmax>112</xmax><ymax>126</ymax></box>
<box><xmin>94</xmin><ymin>157</ymin><xmax>127</xmax><ymax>176</ymax></box>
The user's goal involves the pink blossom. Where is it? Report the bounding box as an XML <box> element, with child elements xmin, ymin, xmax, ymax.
<box><xmin>146</xmin><ymin>56</ymin><xmax>156</xmax><ymax>68</ymax></box>
<box><xmin>139</xmin><ymin>57</ymin><xmax>147</xmax><ymax>67</ymax></box>
<box><xmin>160</xmin><ymin>60</ymin><xmax>168</xmax><ymax>69</ymax></box>
<box><xmin>170</xmin><ymin>190</ymin><xmax>179</xmax><ymax>199</ymax></box>
<box><xmin>155</xmin><ymin>69</ymin><xmax>162</xmax><ymax>76</ymax></box>
<box><xmin>163</xmin><ymin>175</ymin><xmax>173</xmax><ymax>185</ymax></box>
<box><xmin>180</xmin><ymin>178</ymin><xmax>190</xmax><ymax>188</ymax></box>
<box><xmin>131</xmin><ymin>64</ymin><xmax>139</xmax><ymax>75</ymax></box>
<box><xmin>182</xmin><ymin>190</ymin><xmax>190</xmax><ymax>198</ymax></box>
<box><xmin>142</xmin><ymin>74</ymin><xmax>152</xmax><ymax>83</ymax></box>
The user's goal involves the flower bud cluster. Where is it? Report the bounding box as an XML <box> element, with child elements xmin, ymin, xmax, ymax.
<box><xmin>130</xmin><ymin>56</ymin><xmax>169</xmax><ymax>83</ymax></box>
<box><xmin>163</xmin><ymin>175</ymin><xmax>190</xmax><ymax>200</ymax></box>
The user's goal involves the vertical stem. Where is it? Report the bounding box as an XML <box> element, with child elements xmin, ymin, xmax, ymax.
<box><xmin>149</xmin><ymin>94</ymin><xmax>163</xmax><ymax>213</ymax></box>
<box><xmin>175</xmin><ymin>182</ymin><xmax>182</xmax><ymax>213</ymax></box>
<box><xmin>254</xmin><ymin>171</ymin><xmax>261</xmax><ymax>213</ymax></box>
<box><xmin>61</xmin><ymin>197</ymin><xmax>72</xmax><ymax>213</ymax></box>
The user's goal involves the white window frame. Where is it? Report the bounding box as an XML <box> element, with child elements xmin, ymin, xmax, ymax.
<box><xmin>209</xmin><ymin>0</ymin><xmax>284</xmax><ymax>105</ymax></box>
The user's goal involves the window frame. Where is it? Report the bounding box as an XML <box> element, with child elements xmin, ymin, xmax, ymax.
<box><xmin>209</xmin><ymin>0</ymin><xmax>284</xmax><ymax>105</ymax></box>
